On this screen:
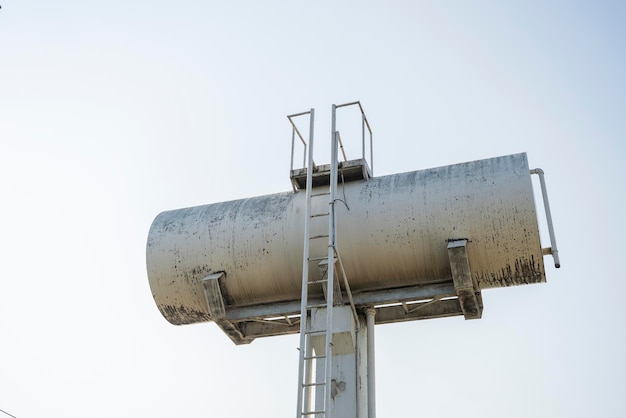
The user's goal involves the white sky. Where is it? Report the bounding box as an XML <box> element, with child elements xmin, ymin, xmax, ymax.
<box><xmin>1</xmin><ymin>1</ymin><xmax>624</xmax><ymax>417</ymax></box>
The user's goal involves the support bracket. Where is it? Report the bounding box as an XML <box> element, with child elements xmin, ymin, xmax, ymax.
<box><xmin>447</xmin><ymin>240</ymin><xmax>483</xmax><ymax>320</ymax></box>
<box><xmin>202</xmin><ymin>272</ymin><xmax>253</xmax><ymax>345</ymax></box>
<box><xmin>202</xmin><ymin>273</ymin><xmax>227</xmax><ymax>318</ymax></box>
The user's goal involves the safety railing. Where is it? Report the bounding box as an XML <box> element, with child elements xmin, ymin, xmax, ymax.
<box><xmin>335</xmin><ymin>100</ymin><xmax>374</xmax><ymax>175</ymax></box>
<box><xmin>287</xmin><ymin>109</ymin><xmax>315</xmax><ymax>174</ymax></box>
<box><xmin>288</xmin><ymin>101</ymin><xmax>374</xmax><ymax>175</ymax></box>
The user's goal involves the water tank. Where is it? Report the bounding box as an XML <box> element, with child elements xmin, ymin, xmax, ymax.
<box><xmin>146</xmin><ymin>153</ymin><xmax>545</xmax><ymax>326</ymax></box>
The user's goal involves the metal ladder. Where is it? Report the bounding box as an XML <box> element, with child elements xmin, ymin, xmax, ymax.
<box><xmin>296</xmin><ymin>107</ymin><xmax>343</xmax><ymax>418</ymax></box>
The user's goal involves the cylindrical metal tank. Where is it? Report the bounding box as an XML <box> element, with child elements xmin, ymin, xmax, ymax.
<box><xmin>147</xmin><ymin>153</ymin><xmax>545</xmax><ymax>325</ymax></box>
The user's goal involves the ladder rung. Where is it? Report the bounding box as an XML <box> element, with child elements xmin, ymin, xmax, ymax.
<box><xmin>305</xmin><ymin>329</ymin><xmax>327</xmax><ymax>335</ymax></box>
<box><xmin>311</xmin><ymin>192</ymin><xmax>330</xmax><ymax>197</ymax></box>
<box><xmin>302</xmin><ymin>382</ymin><xmax>326</xmax><ymax>388</ymax></box>
<box><xmin>304</xmin><ymin>354</ymin><xmax>326</xmax><ymax>360</ymax></box>
<box><xmin>310</xmin><ymin>234</ymin><xmax>329</xmax><ymax>240</ymax></box>
<box><xmin>308</xmin><ymin>256</ymin><xmax>327</xmax><ymax>262</ymax></box>
<box><xmin>310</xmin><ymin>212</ymin><xmax>329</xmax><ymax>218</ymax></box>
<box><xmin>308</xmin><ymin>279</ymin><xmax>327</xmax><ymax>285</ymax></box>
<box><xmin>301</xmin><ymin>410</ymin><xmax>326</xmax><ymax>416</ymax></box>
<box><xmin>307</xmin><ymin>303</ymin><xmax>329</xmax><ymax>309</ymax></box>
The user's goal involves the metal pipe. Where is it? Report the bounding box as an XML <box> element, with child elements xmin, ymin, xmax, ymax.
<box><xmin>366</xmin><ymin>308</ymin><xmax>376</xmax><ymax>418</ymax></box>
<box><xmin>530</xmin><ymin>168</ymin><xmax>561</xmax><ymax>268</ymax></box>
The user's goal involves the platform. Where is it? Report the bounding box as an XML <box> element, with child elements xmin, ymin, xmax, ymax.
<box><xmin>290</xmin><ymin>158</ymin><xmax>372</xmax><ymax>190</ymax></box>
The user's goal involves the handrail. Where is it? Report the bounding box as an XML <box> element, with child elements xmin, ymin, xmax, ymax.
<box><xmin>288</xmin><ymin>101</ymin><xmax>373</xmax><ymax>182</ymax></box>
<box><xmin>335</xmin><ymin>100</ymin><xmax>373</xmax><ymax>175</ymax></box>
<box><xmin>287</xmin><ymin>110</ymin><xmax>316</xmax><ymax>179</ymax></box>
<box><xmin>530</xmin><ymin>168</ymin><xmax>561</xmax><ymax>268</ymax></box>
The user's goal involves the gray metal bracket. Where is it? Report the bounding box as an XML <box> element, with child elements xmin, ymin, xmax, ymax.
<box><xmin>202</xmin><ymin>272</ymin><xmax>252</xmax><ymax>345</ymax></box>
<box><xmin>201</xmin><ymin>273</ymin><xmax>227</xmax><ymax>318</ymax></box>
<box><xmin>447</xmin><ymin>240</ymin><xmax>483</xmax><ymax>320</ymax></box>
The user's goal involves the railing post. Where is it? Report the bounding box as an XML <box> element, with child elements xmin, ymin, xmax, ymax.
<box><xmin>362</xmin><ymin>113</ymin><xmax>366</xmax><ymax>162</ymax></box>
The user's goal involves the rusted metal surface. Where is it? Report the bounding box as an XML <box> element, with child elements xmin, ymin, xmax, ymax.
<box><xmin>146</xmin><ymin>153</ymin><xmax>545</xmax><ymax>326</ymax></box>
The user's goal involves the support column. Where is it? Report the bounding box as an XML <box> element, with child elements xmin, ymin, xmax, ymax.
<box><xmin>309</xmin><ymin>307</ymin><xmax>372</xmax><ymax>418</ymax></box>
<box><xmin>366</xmin><ymin>308</ymin><xmax>376</xmax><ymax>418</ymax></box>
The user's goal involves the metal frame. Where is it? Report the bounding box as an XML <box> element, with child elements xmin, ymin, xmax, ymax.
<box><xmin>212</xmin><ymin>282</ymin><xmax>461</xmax><ymax>343</ymax></box>
<box><xmin>287</xmin><ymin>101</ymin><xmax>374</xmax><ymax>183</ymax></box>
<box><xmin>335</xmin><ymin>101</ymin><xmax>374</xmax><ymax>176</ymax></box>
<box><xmin>288</xmin><ymin>110</ymin><xmax>316</xmax><ymax>191</ymax></box>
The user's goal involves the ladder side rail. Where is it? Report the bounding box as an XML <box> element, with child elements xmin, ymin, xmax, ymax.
<box><xmin>323</xmin><ymin>105</ymin><xmax>340</xmax><ymax>418</ymax></box>
<box><xmin>297</xmin><ymin>109</ymin><xmax>316</xmax><ymax>417</ymax></box>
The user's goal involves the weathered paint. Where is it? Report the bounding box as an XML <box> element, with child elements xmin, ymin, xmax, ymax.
<box><xmin>146</xmin><ymin>153</ymin><xmax>545</xmax><ymax>325</ymax></box>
